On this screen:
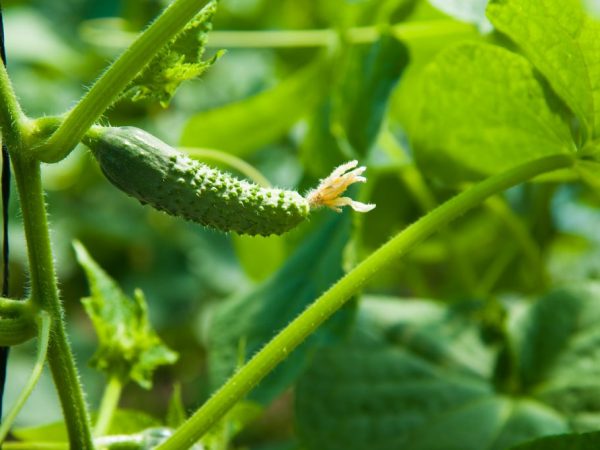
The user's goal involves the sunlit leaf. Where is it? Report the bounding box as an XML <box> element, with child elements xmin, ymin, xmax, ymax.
<box><xmin>124</xmin><ymin>0</ymin><xmax>221</xmax><ymax>107</ymax></box>
<box><xmin>488</xmin><ymin>0</ymin><xmax>600</xmax><ymax>140</ymax></box>
<box><xmin>180</xmin><ymin>56</ymin><xmax>331</xmax><ymax>156</ymax></box>
<box><xmin>412</xmin><ymin>42</ymin><xmax>574</xmax><ymax>183</ymax></box>
<box><xmin>74</xmin><ymin>241</ymin><xmax>178</xmax><ymax>388</ymax></box>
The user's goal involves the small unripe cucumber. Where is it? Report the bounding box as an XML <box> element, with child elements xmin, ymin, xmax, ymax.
<box><xmin>84</xmin><ymin>126</ymin><xmax>310</xmax><ymax>236</ymax></box>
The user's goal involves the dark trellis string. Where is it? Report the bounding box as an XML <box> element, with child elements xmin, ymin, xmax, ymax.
<box><xmin>0</xmin><ymin>0</ymin><xmax>11</xmax><ymax>437</ymax></box>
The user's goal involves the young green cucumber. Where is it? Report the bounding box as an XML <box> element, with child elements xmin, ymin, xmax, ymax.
<box><xmin>84</xmin><ymin>126</ymin><xmax>374</xmax><ymax>236</ymax></box>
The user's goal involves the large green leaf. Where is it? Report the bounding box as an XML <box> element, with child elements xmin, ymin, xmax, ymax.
<box><xmin>412</xmin><ymin>41</ymin><xmax>574</xmax><ymax>183</ymax></box>
<box><xmin>206</xmin><ymin>214</ymin><xmax>354</xmax><ymax>404</ymax></box>
<box><xmin>510</xmin><ymin>432</ymin><xmax>600</xmax><ymax>450</ymax></box>
<box><xmin>487</xmin><ymin>0</ymin><xmax>600</xmax><ymax>141</ymax></box>
<box><xmin>74</xmin><ymin>241</ymin><xmax>178</xmax><ymax>388</ymax></box>
<box><xmin>296</xmin><ymin>294</ymin><xmax>598</xmax><ymax>450</ymax></box>
<box><xmin>180</xmin><ymin>56</ymin><xmax>330</xmax><ymax>156</ymax></box>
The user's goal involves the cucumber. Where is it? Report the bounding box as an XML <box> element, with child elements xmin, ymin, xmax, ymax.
<box><xmin>84</xmin><ymin>126</ymin><xmax>374</xmax><ymax>236</ymax></box>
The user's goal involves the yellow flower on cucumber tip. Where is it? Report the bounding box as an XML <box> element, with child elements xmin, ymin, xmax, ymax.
<box><xmin>306</xmin><ymin>161</ymin><xmax>376</xmax><ymax>213</ymax></box>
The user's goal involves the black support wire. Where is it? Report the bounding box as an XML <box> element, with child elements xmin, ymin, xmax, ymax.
<box><xmin>0</xmin><ymin>1</ymin><xmax>11</xmax><ymax>443</ymax></box>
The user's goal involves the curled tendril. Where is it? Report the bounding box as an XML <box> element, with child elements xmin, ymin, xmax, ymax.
<box><xmin>306</xmin><ymin>161</ymin><xmax>376</xmax><ymax>213</ymax></box>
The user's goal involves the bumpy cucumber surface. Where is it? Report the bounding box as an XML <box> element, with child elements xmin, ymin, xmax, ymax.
<box><xmin>84</xmin><ymin>126</ymin><xmax>310</xmax><ymax>236</ymax></box>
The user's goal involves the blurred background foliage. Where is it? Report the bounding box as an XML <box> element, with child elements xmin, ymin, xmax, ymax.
<box><xmin>3</xmin><ymin>0</ymin><xmax>600</xmax><ymax>449</ymax></box>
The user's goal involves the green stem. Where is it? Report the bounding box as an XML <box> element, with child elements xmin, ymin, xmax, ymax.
<box><xmin>0</xmin><ymin>312</ymin><xmax>51</xmax><ymax>443</ymax></box>
<box><xmin>0</xmin><ymin>297</ymin><xmax>33</xmax><ymax>315</ymax></box>
<box><xmin>94</xmin><ymin>376</ymin><xmax>123</xmax><ymax>437</ymax></box>
<box><xmin>36</xmin><ymin>0</ymin><xmax>211</xmax><ymax>163</ymax></box>
<box><xmin>209</xmin><ymin>20</ymin><xmax>473</xmax><ymax>48</ymax></box>
<box><xmin>157</xmin><ymin>152</ymin><xmax>576</xmax><ymax>450</ymax></box>
<box><xmin>0</xmin><ymin>62</ymin><xmax>26</xmax><ymax>148</ymax></box>
<box><xmin>81</xmin><ymin>19</ymin><xmax>473</xmax><ymax>50</ymax></box>
<box><xmin>11</xmin><ymin>154</ymin><xmax>93</xmax><ymax>449</ymax></box>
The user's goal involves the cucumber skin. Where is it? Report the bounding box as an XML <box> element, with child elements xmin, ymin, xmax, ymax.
<box><xmin>85</xmin><ymin>127</ymin><xmax>310</xmax><ymax>236</ymax></box>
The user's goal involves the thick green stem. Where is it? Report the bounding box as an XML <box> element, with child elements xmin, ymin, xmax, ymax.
<box><xmin>0</xmin><ymin>62</ymin><xmax>26</xmax><ymax>148</ymax></box>
<box><xmin>11</xmin><ymin>154</ymin><xmax>93</xmax><ymax>449</ymax></box>
<box><xmin>94</xmin><ymin>376</ymin><xmax>123</xmax><ymax>437</ymax></box>
<box><xmin>156</xmin><ymin>153</ymin><xmax>574</xmax><ymax>450</ymax></box>
<box><xmin>36</xmin><ymin>0</ymin><xmax>211</xmax><ymax>163</ymax></box>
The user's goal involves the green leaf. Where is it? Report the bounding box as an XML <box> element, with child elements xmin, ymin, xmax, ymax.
<box><xmin>510</xmin><ymin>283</ymin><xmax>600</xmax><ymax>430</ymax></box>
<box><xmin>206</xmin><ymin>214</ymin><xmax>355</xmax><ymax>404</ymax></box>
<box><xmin>124</xmin><ymin>0</ymin><xmax>221</xmax><ymax>107</ymax></box>
<box><xmin>74</xmin><ymin>241</ymin><xmax>178</xmax><ymax>388</ymax></box>
<box><xmin>412</xmin><ymin>41</ymin><xmax>574</xmax><ymax>183</ymax></box>
<box><xmin>334</xmin><ymin>34</ymin><xmax>409</xmax><ymax>158</ymax></box>
<box><xmin>180</xmin><ymin>55</ymin><xmax>331</xmax><ymax>156</ymax></box>
<box><xmin>295</xmin><ymin>296</ymin><xmax>569</xmax><ymax>450</ymax></box>
<box><xmin>301</xmin><ymin>36</ymin><xmax>409</xmax><ymax>178</ymax></box>
<box><xmin>487</xmin><ymin>0</ymin><xmax>600</xmax><ymax>140</ymax></box>
<box><xmin>300</xmin><ymin>98</ymin><xmax>350</xmax><ymax>179</ymax></box>
<box><xmin>510</xmin><ymin>432</ymin><xmax>600</xmax><ymax>450</ymax></box>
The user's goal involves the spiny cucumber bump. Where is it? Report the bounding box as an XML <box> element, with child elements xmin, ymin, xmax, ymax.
<box><xmin>83</xmin><ymin>126</ymin><xmax>374</xmax><ymax>236</ymax></box>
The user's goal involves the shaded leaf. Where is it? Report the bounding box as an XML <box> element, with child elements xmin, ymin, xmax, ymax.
<box><xmin>510</xmin><ymin>432</ymin><xmax>600</xmax><ymax>450</ymax></box>
<box><xmin>412</xmin><ymin>42</ymin><xmax>574</xmax><ymax>183</ymax></box>
<box><xmin>124</xmin><ymin>0</ymin><xmax>221</xmax><ymax>107</ymax></box>
<box><xmin>295</xmin><ymin>296</ymin><xmax>573</xmax><ymax>450</ymax></box>
<box><xmin>206</xmin><ymin>214</ymin><xmax>355</xmax><ymax>404</ymax></box>
<box><xmin>510</xmin><ymin>283</ymin><xmax>600</xmax><ymax>430</ymax></box>
<box><xmin>334</xmin><ymin>34</ymin><xmax>409</xmax><ymax>158</ymax></box>
<box><xmin>74</xmin><ymin>241</ymin><xmax>178</xmax><ymax>388</ymax></box>
<box><xmin>487</xmin><ymin>0</ymin><xmax>600</xmax><ymax>140</ymax></box>
<box><xmin>180</xmin><ymin>56</ymin><xmax>331</xmax><ymax>156</ymax></box>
